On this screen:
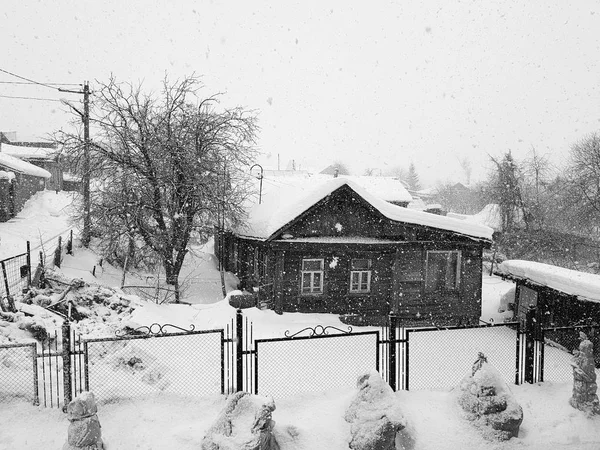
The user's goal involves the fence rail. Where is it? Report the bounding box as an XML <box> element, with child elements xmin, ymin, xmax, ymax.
<box><xmin>3</xmin><ymin>305</ymin><xmax>586</xmax><ymax>409</ymax></box>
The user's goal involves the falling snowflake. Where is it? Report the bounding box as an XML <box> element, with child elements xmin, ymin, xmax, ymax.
<box><xmin>329</xmin><ymin>257</ymin><xmax>339</xmax><ymax>269</ymax></box>
<box><xmin>335</xmin><ymin>223</ymin><xmax>343</xmax><ymax>232</ymax></box>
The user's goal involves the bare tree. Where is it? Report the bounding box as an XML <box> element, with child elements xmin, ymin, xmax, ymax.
<box><xmin>486</xmin><ymin>152</ymin><xmax>528</xmax><ymax>232</ymax></box>
<box><xmin>57</xmin><ymin>75</ymin><xmax>259</xmax><ymax>301</ymax></box>
<box><xmin>564</xmin><ymin>132</ymin><xmax>600</xmax><ymax>235</ymax></box>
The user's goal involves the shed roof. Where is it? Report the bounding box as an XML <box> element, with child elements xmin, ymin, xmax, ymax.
<box><xmin>0</xmin><ymin>152</ymin><xmax>51</xmax><ymax>178</ymax></box>
<box><xmin>0</xmin><ymin>143</ymin><xmax>58</xmax><ymax>160</ymax></box>
<box><xmin>236</xmin><ymin>177</ymin><xmax>493</xmax><ymax>241</ymax></box>
<box><xmin>497</xmin><ymin>259</ymin><xmax>600</xmax><ymax>303</ymax></box>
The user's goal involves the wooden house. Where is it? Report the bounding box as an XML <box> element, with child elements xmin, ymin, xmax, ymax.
<box><xmin>0</xmin><ymin>143</ymin><xmax>62</xmax><ymax>192</ymax></box>
<box><xmin>217</xmin><ymin>178</ymin><xmax>493</xmax><ymax>326</ymax></box>
<box><xmin>0</xmin><ymin>152</ymin><xmax>51</xmax><ymax>221</ymax></box>
<box><xmin>496</xmin><ymin>260</ymin><xmax>600</xmax><ymax>327</ymax></box>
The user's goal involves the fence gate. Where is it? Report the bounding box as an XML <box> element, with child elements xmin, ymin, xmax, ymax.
<box><xmin>253</xmin><ymin>326</ymin><xmax>380</xmax><ymax>397</ymax></box>
<box><xmin>394</xmin><ymin>322</ymin><xmax>523</xmax><ymax>391</ymax></box>
<box><xmin>71</xmin><ymin>325</ymin><xmax>226</xmax><ymax>404</ymax></box>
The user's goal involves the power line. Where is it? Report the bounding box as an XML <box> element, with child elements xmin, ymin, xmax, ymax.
<box><xmin>0</xmin><ymin>94</ymin><xmax>63</xmax><ymax>102</ymax></box>
<box><xmin>0</xmin><ymin>81</ymin><xmax>81</xmax><ymax>86</ymax></box>
<box><xmin>0</xmin><ymin>67</ymin><xmax>63</xmax><ymax>91</ymax></box>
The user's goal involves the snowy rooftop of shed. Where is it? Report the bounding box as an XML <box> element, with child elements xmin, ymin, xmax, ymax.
<box><xmin>0</xmin><ymin>152</ymin><xmax>51</xmax><ymax>178</ymax></box>
<box><xmin>0</xmin><ymin>143</ymin><xmax>57</xmax><ymax>160</ymax></box>
<box><xmin>497</xmin><ymin>260</ymin><xmax>600</xmax><ymax>303</ymax></box>
<box><xmin>237</xmin><ymin>177</ymin><xmax>493</xmax><ymax>241</ymax></box>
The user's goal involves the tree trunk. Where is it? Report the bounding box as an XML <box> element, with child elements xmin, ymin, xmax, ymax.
<box><xmin>164</xmin><ymin>259</ymin><xmax>180</xmax><ymax>303</ymax></box>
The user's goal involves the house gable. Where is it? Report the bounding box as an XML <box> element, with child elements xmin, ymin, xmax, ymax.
<box><xmin>273</xmin><ymin>184</ymin><xmax>405</xmax><ymax>240</ymax></box>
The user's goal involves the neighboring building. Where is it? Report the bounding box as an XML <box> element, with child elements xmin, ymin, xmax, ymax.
<box><xmin>319</xmin><ymin>163</ymin><xmax>351</xmax><ymax>176</ymax></box>
<box><xmin>260</xmin><ymin>171</ymin><xmax>413</xmax><ymax>207</ymax></box>
<box><xmin>0</xmin><ymin>152</ymin><xmax>51</xmax><ymax>221</ymax></box>
<box><xmin>217</xmin><ymin>177</ymin><xmax>493</xmax><ymax>326</ymax></box>
<box><xmin>0</xmin><ymin>142</ymin><xmax>62</xmax><ymax>192</ymax></box>
<box><xmin>496</xmin><ymin>260</ymin><xmax>600</xmax><ymax>327</ymax></box>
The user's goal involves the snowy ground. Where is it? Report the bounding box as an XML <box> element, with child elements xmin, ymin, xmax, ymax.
<box><xmin>2</xmin><ymin>191</ymin><xmax>600</xmax><ymax>449</ymax></box>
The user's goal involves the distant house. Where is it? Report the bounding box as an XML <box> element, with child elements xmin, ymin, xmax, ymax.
<box><xmin>496</xmin><ymin>260</ymin><xmax>600</xmax><ymax>327</ymax></box>
<box><xmin>319</xmin><ymin>163</ymin><xmax>351</xmax><ymax>176</ymax></box>
<box><xmin>260</xmin><ymin>171</ymin><xmax>413</xmax><ymax>207</ymax></box>
<box><xmin>0</xmin><ymin>152</ymin><xmax>51</xmax><ymax>221</ymax></box>
<box><xmin>217</xmin><ymin>177</ymin><xmax>493</xmax><ymax>326</ymax></box>
<box><xmin>0</xmin><ymin>142</ymin><xmax>62</xmax><ymax>192</ymax></box>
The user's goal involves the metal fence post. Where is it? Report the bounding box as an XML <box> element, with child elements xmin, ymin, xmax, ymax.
<box><xmin>26</xmin><ymin>241</ymin><xmax>32</xmax><ymax>288</ymax></box>
<box><xmin>524</xmin><ymin>306</ymin><xmax>536</xmax><ymax>384</ymax></box>
<box><xmin>1</xmin><ymin>260</ymin><xmax>10</xmax><ymax>298</ymax></box>
<box><xmin>54</xmin><ymin>236</ymin><xmax>62</xmax><ymax>268</ymax></box>
<box><xmin>62</xmin><ymin>321</ymin><xmax>72</xmax><ymax>410</ymax></box>
<box><xmin>515</xmin><ymin>322</ymin><xmax>521</xmax><ymax>385</ymax></box>
<box><xmin>236</xmin><ymin>308</ymin><xmax>244</xmax><ymax>392</ymax></box>
<box><xmin>67</xmin><ymin>230</ymin><xmax>73</xmax><ymax>255</ymax></box>
<box><xmin>388</xmin><ymin>314</ymin><xmax>398</xmax><ymax>391</ymax></box>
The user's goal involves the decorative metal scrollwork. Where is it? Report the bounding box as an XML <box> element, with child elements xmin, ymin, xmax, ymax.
<box><xmin>284</xmin><ymin>324</ymin><xmax>353</xmax><ymax>338</ymax></box>
<box><xmin>116</xmin><ymin>323</ymin><xmax>196</xmax><ymax>337</ymax></box>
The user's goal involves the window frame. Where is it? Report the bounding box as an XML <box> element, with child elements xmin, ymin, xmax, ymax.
<box><xmin>424</xmin><ymin>250</ymin><xmax>462</xmax><ymax>293</ymax></box>
<box><xmin>349</xmin><ymin>258</ymin><xmax>372</xmax><ymax>293</ymax></box>
<box><xmin>300</xmin><ymin>258</ymin><xmax>324</xmax><ymax>295</ymax></box>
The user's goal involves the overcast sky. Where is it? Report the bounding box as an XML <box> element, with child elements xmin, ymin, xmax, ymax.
<box><xmin>1</xmin><ymin>0</ymin><xmax>599</xmax><ymax>186</ymax></box>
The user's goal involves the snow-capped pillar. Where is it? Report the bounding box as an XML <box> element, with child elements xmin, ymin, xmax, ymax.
<box><xmin>236</xmin><ymin>308</ymin><xmax>244</xmax><ymax>392</ymax></box>
<box><xmin>62</xmin><ymin>320</ymin><xmax>73</xmax><ymax>410</ymax></box>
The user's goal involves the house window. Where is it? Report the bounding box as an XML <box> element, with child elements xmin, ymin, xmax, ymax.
<box><xmin>301</xmin><ymin>259</ymin><xmax>324</xmax><ymax>294</ymax></box>
<box><xmin>350</xmin><ymin>259</ymin><xmax>371</xmax><ymax>293</ymax></box>
<box><xmin>425</xmin><ymin>251</ymin><xmax>461</xmax><ymax>292</ymax></box>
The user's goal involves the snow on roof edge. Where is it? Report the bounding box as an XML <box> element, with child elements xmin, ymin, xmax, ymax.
<box><xmin>0</xmin><ymin>152</ymin><xmax>51</xmax><ymax>178</ymax></box>
<box><xmin>497</xmin><ymin>259</ymin><xmax>600</xmax><ymax>303</ymax></box>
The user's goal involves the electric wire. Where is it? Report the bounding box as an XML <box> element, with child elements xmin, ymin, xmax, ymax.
<box><xmin>0</xmin><ymin>81</ymin><xmax>81</xmax><ymax>86</ymax></box>
<box><xmin>0</xmin><ymin>94</ymin><xmax>63</xmax><ymax>102</ymax></box>
<box><xmin>0</xmin><ymin>67</ymin><xmax>63</xmax><ymax>91</ymax></box>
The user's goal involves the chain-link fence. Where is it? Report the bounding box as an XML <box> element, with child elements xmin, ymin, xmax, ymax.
<box><xmin>542</xmin><ymin>325</ymin><xmax>600</xmax><ymax>382</ymax></box>
<box><xmin>80</xmin><ymin>329</ymin><xmax>224</xmax><ymax>404</ymax></box>
<box><xmin>0</xmin><ymin>343</ymin><xmax>37</xmax><ymax>404</ymax></box>
<box><xmin>0</xmin><ymin>252</ymin><xmax>30</xmax><ymax>300</ymax></box>
<box><xmin>405</xmin><ymin>324</ymin><xmax>519</xmax><ymax>391</ymax></box>
<box><xmin>254</xmin><ymin>329</ymin><xmax>379</xmax><ymax>397</ymax></box>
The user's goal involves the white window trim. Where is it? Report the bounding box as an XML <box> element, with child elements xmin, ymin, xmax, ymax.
<box><xmin>425</xmin><ymin>250</ymin><xmax>461</xmax><ymax>292</ymax></box>
<box><xmin>350</xmin><ymin>270</ymin><xmax>372</xmax><ymax>293</ymax></box>
<box><xmin>301</xmin><ymin>258</ymin><xmax>324</xmax><ymax>294</ymax></box>
<box><xmin>349</xmin><ymin>258</ymin><xmax>372</xmax><ymax>293</ymax></box>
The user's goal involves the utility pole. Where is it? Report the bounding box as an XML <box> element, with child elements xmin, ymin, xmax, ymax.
<box><xmin>82</xmin><ymin>81</ymin><xmax>90</xmax><ymax>247</ymax></box>
<box><xmin>60</xmin><ymin>81</ymin><xmax>91</xmax><ymax>247</ymax></box>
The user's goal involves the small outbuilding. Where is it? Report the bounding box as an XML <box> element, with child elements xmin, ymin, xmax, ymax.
<box><xmin>0</xmin><ymin>151</ymin><xmax>51</xmax><ymax>221</ymax></box>
<box><xmin>496</xmin><ymin>260</ymin><xmax>600</xmax><ymax>327</ymax></box>
<box><xmin>217</xmin><ymin>177</ymin><xmax>493</xmax><ymax>326</ymax></box>
<box><xmin>0</xmin><ymin>142</ymin><xmax>62</xmax><ymax>191</ymax></box>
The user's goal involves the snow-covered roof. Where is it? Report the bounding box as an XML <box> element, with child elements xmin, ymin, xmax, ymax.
<box><xmin>258</xmin><ymin>172</ymin><xmax>412</xmax><ymax>203</ymax></box>
<box><xmin>0</xmin><ymin>142</ymin><xmax>57</xmax><ymax>160</ymax></box>
<box><xmin>497</xmin><ymin>260</ymin><xmax>600</xmax><ymax>303</ymax></box>
<box><xmin>237</xmin><ymin>177</ymin><xmax>493</xmax><ymax>241</ymax></box>
<box><xmin>447</xmin><ymin>204</ymin><xmax>503</xmax><ymax>231</ymax></box>
<box><xmin>339</xmin><ymin>176</ymin><xmax>412</xmax><ymax>203</ymax></box>
<box><xmin>0</xmin><ymin>152</ymin><xmax>52</xmax><ymax>178</ymax></box>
